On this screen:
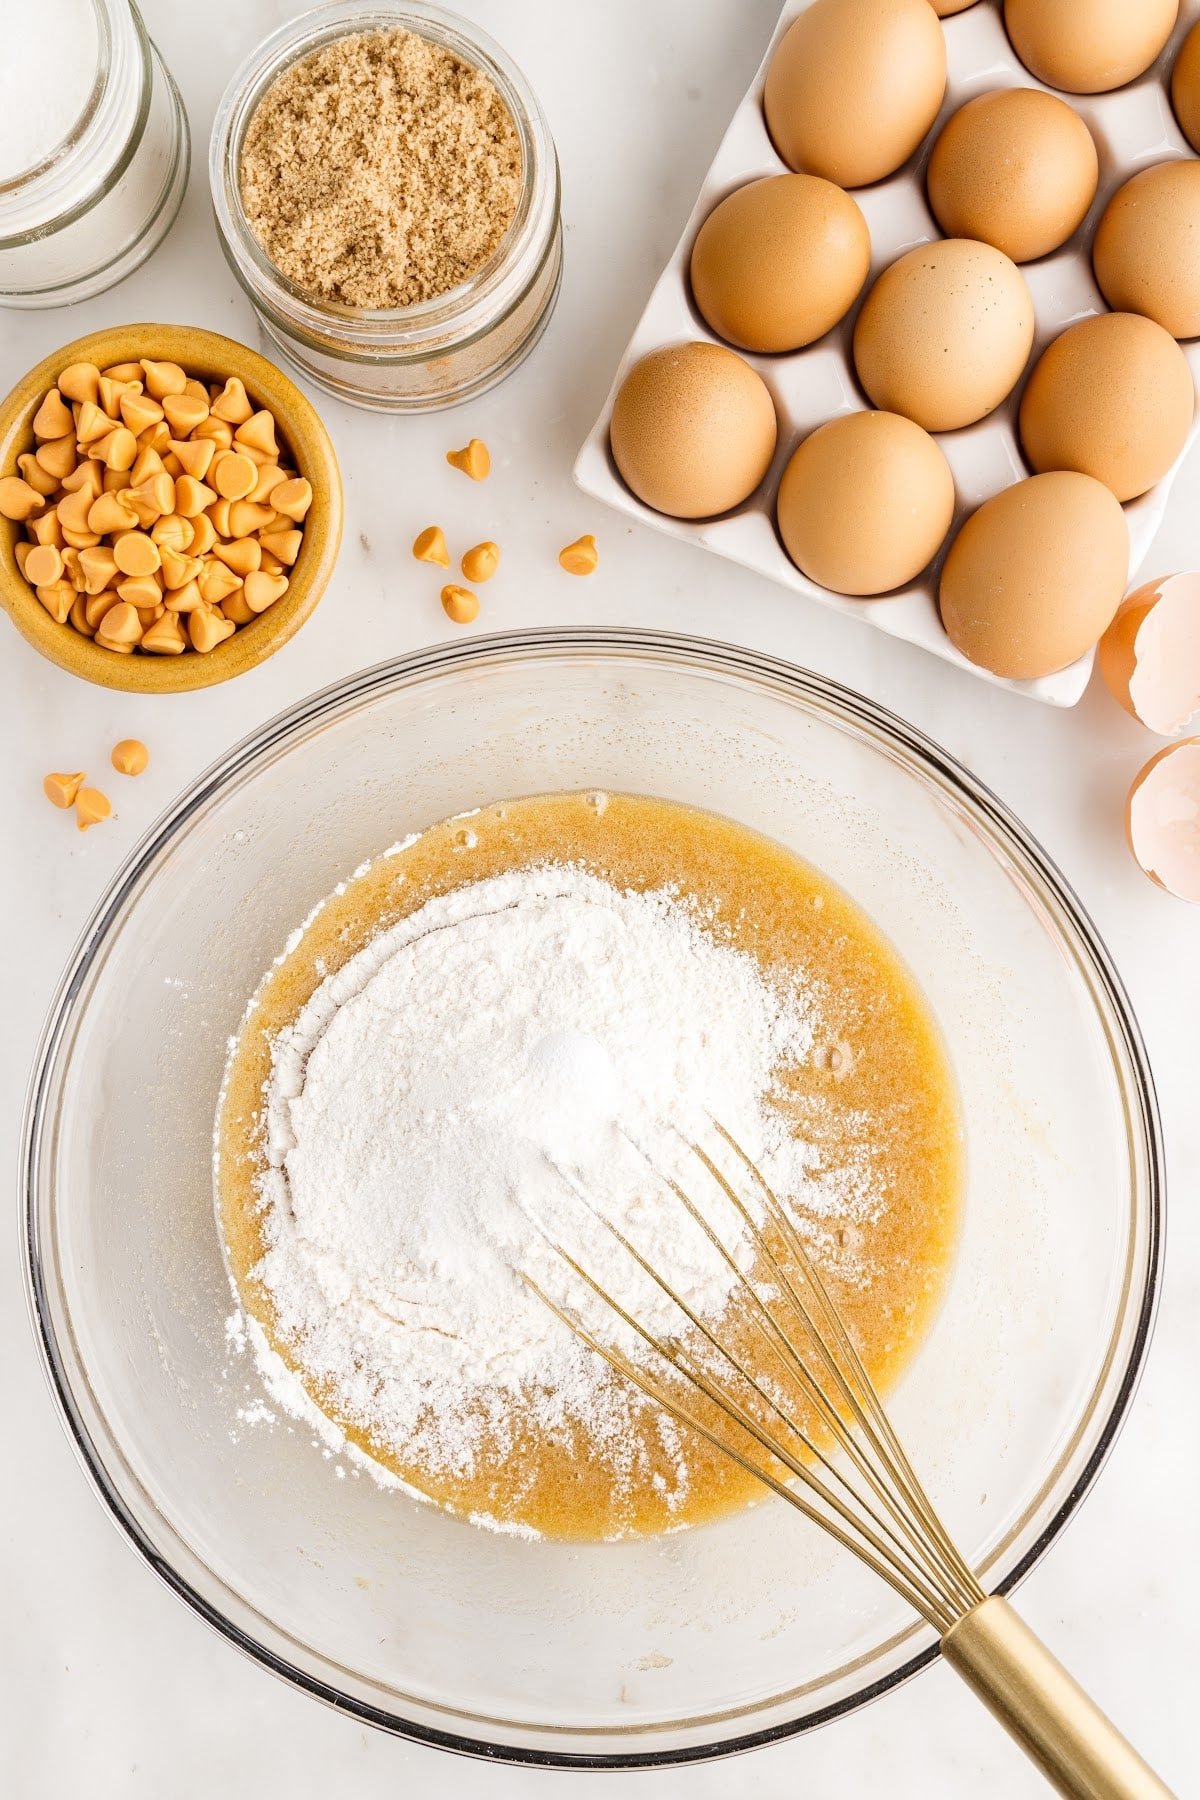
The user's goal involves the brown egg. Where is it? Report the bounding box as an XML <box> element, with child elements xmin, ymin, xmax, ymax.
<box><xmin>1126</xmin><ymin>739</ymin><xmax>1200</xmax><ymax>901</ymax></box>
<box><xmin>853</xmin><ymin>239</ymin><xmax>1035</xmax><ymax>432</ymax></box>
<box><xmin>932</xmin><ymin>0</ymin><xmax>979</xmax><ymax>12</ymax></box>
<box><xmin>1004</xmin><ymin>0</ymin><xmax>1178</xmax><ymax>94</ymax></box>
<box><xmin>609</xmin><ymin>342</ymin><xmax>777</xmax><ymax>520</ymax></box>
<box><xmin>1093</xmin><ymin>161</ymin><xmax>1200</xmax><ymax>340</ymax></box>
<box><xmin>776</xmin><ymin>410</ymin><xmax>955</xmax><ymax>596</ymax></box>
<box><xmin>1171</xmin><ymin>21</ymin><xmax>1200</xmax><ymax>153</ymax></box>
<box><xmin>939</xmin><ymin>473</ymin><xmax>1129</xmax><ymax>678</ymax></box>
<box><xmin>1019</xmin><ymin>312</ymin><xmax>1194</xmax><ymax>502</ymax></box>
<box><xmin>764</xmin><ymin>0</ymin><xmax>946</xmax><ymax>189</ymax></box>
<box><xmin>927</xmin><ymin>89</ymin><xmax>1098</xmax><ymax>263</ymax></box>
<box><xmin>690</xmin><ymin>175</ymin><xmax>871</xmax><ymax>354</ymax></box>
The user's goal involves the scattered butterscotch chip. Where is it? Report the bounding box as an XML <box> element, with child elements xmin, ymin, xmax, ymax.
<box><xmin>446</xmin><ymin>438</ymin><xmax>490</xmax><ymax>481</ymax></box>
<box><xmin>441</xmin><ymin>583</ymin><xmax>480</xmax><ymax>624</ymax></box>
<box><xmin>461</xmin><ymin>540</ymin><xmax>500</xmax><ymax>583</ymax></box>
<box><xmin>75</xmin><ymin>786</ymin><xmax>112</xmax><ymax>831</ymax></box>
<box><xmin>111</xmin><ymin>739</ymin><xmax>150</xmax><ymax>776</ymax></box>
<box><xmin>43</xmin><ymin>770</ymin><xmax>85</xmax><ymax>809</ymax></box>
<box><xmin>559</xmin><ymin>534</ymin><xmax>599</xmax><ymax>576</ymax></box>
<box><xmin>413</xmin><ymin>524</ymin><xmax>450</xmax><ymax>567</ymax></box>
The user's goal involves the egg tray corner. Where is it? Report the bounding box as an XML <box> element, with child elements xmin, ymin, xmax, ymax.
<box><xmin>573</xmin><ymin>0</ymin><xmax>1200</xmax><ymax>708</ymax></box>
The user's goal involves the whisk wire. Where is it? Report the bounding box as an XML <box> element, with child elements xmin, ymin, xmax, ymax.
<box><xmin>528</xmin><ymin>1145</ymin><xmax>977</xmax><ymax>1629</ymax></box>
<box><xmin>711</xmin><ymin>1124</ymin><xmax>985</xmax><ymax>1619</ymax></box>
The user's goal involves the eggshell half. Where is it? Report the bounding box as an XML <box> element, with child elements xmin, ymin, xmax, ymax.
<box><xmin>609</xmin><ymin>342</ymin><xmax>778</xmax><ymax>520</ymax></box>
<box><xmin>854</xmin><ymin>239</ymin><xmax>1035</xmax><ymax>432</ymax></box>
<box><xmin>1099</xmin><ymin>573</ymin><xmax>1200</xmax><ymax>735</ymax></box>
<box><xmin>1126</xmin><ymin>738</ymin><xmax>1200</xmax><ymax>901</ymax></box>
<box><xmin>776</xmin><ymin>410</ymin><xmax>955</xmax><ymax>595</ymax></box>
<box><xmin>1093</xmin><ymin>160</ymin><xmax>1200</xmax><ymax>340</ymax></box>
<box><xmin>764</xmin><ymin>0</ymin><xmax>947</xmax><ymax>189</ymax></box>
<box><xmin>1018</xmin><ymin>311</ymin><xmax>1195</xmax><ymax>502</ymax></box>
<box><xmin>690</xmin><ymin>175</ymin><xmax>871</xmax><ymax>353</ymax></box>
<box><xmin>939</xmin><ymin>472</ymin><xmax>1129</xmax><ymax>678</ymax></box>
<box><xmin>1004</xmin><ymin>0</ymin><xmax>1179</xmax><ymax>95</ymax></box>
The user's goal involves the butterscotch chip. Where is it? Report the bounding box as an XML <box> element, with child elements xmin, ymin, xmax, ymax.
<box><xmin>113</xmin><ymin>531</ymin><xmax>161</xmax><ymax>577</ymax></box>
<box><xmin>141</xmin><ymin>359</ymin><xmax>187</xmax><ymax>401</ymax></box>
<box><xmin>559</xmin><ymin>534</ymin><xmax>599</xmax><ymax>576</ymax></box>
<box><xmin>235</xmin><ymin>411</ymin><xmax>278</xmax><ymax>458</ymax></box>
<box><xmin>141</xmin><ymin>611</ymin><xmax>188</xmax><ymax>653</ymax></box>
<box><xmin>243</xmin><ymin>571</ymin><xmax>289</xmax><ymax>612</ymax></box>
<box><xmin>97</xmin><ymin>601</ymin><xmax>142</xmax><ymax>645</ymax></box>
<box><xmin>189</xmin><ymin>606</ymin><xmax>236</xmax><ymax>652</ymax></box>
<box><xmin>43</xmin><ymin>771</ymin><xmax>85</xmax><ymax>809</ymax></box>
<box><xmin>211</xmin><ymin>377</ymin><xmax>253</xmax><ymax>424</ymax></box>
<box><xmin>75</xmin><ymin>786</ymin><xmax>112</xmax><ymax>830</ymax></box>
<box><xmin>25</xmin><ymin>544</ymin><xmax>64</xmax><ymax>586</ymax></box>
<box><xmin>58</xmin><ymin>363</ymin><xmax>101</xmax><ymax>405</ymax></box>
<box><xmin>461</xmin><ymin>541</ymin><xmax>500</xmax><ymax>583</ymax></box>
<box><xmin>446</xmin><ymin>439</ymin><xmax>489</xmax><ymax>480</ymax></box>
<box><xmin>111</xmin><ymin>738</ymin><xmax>149</xmax><ymax>776</ymax></box>
<box><xmin>0</xmin><ymin>475</ymin><xmax>45</xmax><ymax>521</ymax></box>
<box><xmin>211</xmin><ymin>451</ymin><xmax>258</xmax><ymax>500</ymax></box>
<box><xmin>32</xmin><ymin>390</ymin><xmax>74</xmax><ymax>440</ymax></box>
<box><xmin>440</xmin><ymin>583</ymin><xmax>479</xmax><ymax>624</ymax></box>
<box><xmin>413</xmin><ymin>524</ymin><xmax>450</xmax><ymax>567</ymax></box>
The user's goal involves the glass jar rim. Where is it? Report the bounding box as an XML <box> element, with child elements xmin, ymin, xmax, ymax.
<box><xmin>209</xmin><ymin>0</ymin><xmax>560</xmax><ymax>350</ymax></box>
<box><xmin>0</xmin><ymin>0</ymin><xmax>151</xmax><ymax>247</ymax></box>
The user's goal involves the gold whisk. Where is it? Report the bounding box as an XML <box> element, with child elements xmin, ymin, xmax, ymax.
<box><xmin>526</xmin><ymin>1124</ymin><xmax>1172</xmax><ymax>1800</ymax></box>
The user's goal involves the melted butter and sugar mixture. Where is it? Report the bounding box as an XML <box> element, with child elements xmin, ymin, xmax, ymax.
<box><xmin>217</xmin><ymin>792</ymin><xmax>961</xmax><ymax>1540</ymax></box>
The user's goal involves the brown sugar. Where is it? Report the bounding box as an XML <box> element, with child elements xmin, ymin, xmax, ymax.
<box><xmin>238</xmin><ymin>29</ymin><xmax>522</xmax><ymax>309</ymax></box>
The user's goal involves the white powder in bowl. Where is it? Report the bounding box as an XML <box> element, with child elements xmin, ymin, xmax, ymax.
<box><xmin>228</xmin><ymin>863</ymin><xmax>864</xmax><ymax>1501</ymax></box>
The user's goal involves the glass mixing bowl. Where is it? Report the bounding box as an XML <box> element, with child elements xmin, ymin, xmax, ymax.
<box><xmin>22</xmin><ymin>630</ymin><xmax>1162</xmax><ymax>1767</ymax></box>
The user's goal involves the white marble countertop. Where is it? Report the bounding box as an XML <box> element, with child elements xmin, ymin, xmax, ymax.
<box><xmin>2</xmin><ymin>2</ymin><xmax>1196</xmax><ymax>1793</ymax></box>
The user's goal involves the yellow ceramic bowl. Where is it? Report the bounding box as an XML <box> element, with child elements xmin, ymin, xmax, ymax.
<box><xmin>0</xmin><ymin>324</ymin><xmax>342</xmax><ymax>693</ymax></box>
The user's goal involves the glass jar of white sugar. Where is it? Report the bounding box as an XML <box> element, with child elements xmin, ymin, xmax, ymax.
<box><xmin>0</xmin><ymin>0</ymin><xmax>189</xmax><ymax>308</ymax></box>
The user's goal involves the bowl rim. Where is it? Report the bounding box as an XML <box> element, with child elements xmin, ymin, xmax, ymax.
<box><xmin>20</xmin><ymin>626</ymin><xmax>1164</xmax><ymax>1769</ymax></box>
<box><xmin>0</xmin><ymin>322</ymin><xmax>343</xmax><ymax>692</ymax></box>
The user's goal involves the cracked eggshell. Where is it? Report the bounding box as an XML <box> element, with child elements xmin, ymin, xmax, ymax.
<box><xmin>1126</xmin><ymin>738</ymin><xmax>1200</xmax><ymax>901</ymax></box>
<box><xmin>1099</xmin><ymin>573</ymin><xmax>1200</xmax><ymax>735</ymax></box>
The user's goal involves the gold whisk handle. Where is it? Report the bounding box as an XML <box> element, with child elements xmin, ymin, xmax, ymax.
<box><xmin>942</xmin><ymin>1598</ymin><xmax>1174</xmax><ymax>1800</ymax></box>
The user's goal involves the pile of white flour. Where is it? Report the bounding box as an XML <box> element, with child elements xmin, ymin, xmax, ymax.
<box><xmin>235</xmin><ymin>862</ymin><xmax>848</xmax><ymax>1489</ymax></box>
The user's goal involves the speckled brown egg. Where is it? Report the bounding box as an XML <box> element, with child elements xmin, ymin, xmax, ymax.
<box><xmin>776</xmin><ymin>410</ymin><xmax>955</xmax><ymax>596</ymax></box>
<box><xmin>1093</xmin><ymin>160</ymin><xmax>1200</xmax><ymax>340</ymax></box>
<box><xmin>609</xmin><ymin>342</ymin><xmax>778</xmax><ymax>520</ymax></box>
<box><xmin>1172</xmin><ymin>22</ymin><xmax>1200</xmax><ymax>153</ymax></box>
<box><xmin>853</xmin><ymin>239</ymin><xmax>1035</xmax><ymax>432</ymax></box>
<box><xmin>1004</xmin><ymin>0</ymin><xmax>1178</xmax><ymax>94</ymax></box>
<box><xmin>764</xmin><ymin>0</ymin><xmax>946</xmax><ymax>189</ymax></box>
<box><xmin>1019</xmin><ymin>312</ymin><xmax>1194</xmax><ymax>502</ymax></box>
<box><xmin>927</xmin><ymin>89</ymin><xmax>1098</xmax><ymax>262</ymax></box>
<box><xmin>939</xmin><ymin>473</ymin><xmax>1129</xmax><ymax>678</ymax></box>
<box><xmin>690</xmin><ymin>175</ymin><xmax>871</xmax><ymax>354</ymax></box>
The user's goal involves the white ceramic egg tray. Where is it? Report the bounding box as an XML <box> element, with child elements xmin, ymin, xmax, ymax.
<box><xmin>575</xmin><ymin>0</ymin><xmax>1200</xmax><ymax>707</ymax></box>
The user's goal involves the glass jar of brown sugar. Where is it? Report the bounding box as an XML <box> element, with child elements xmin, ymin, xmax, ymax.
<box><xmin>209</xmin><ymin>1</ymin><xmax>562</xmax><ymax>412</ymax></box>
